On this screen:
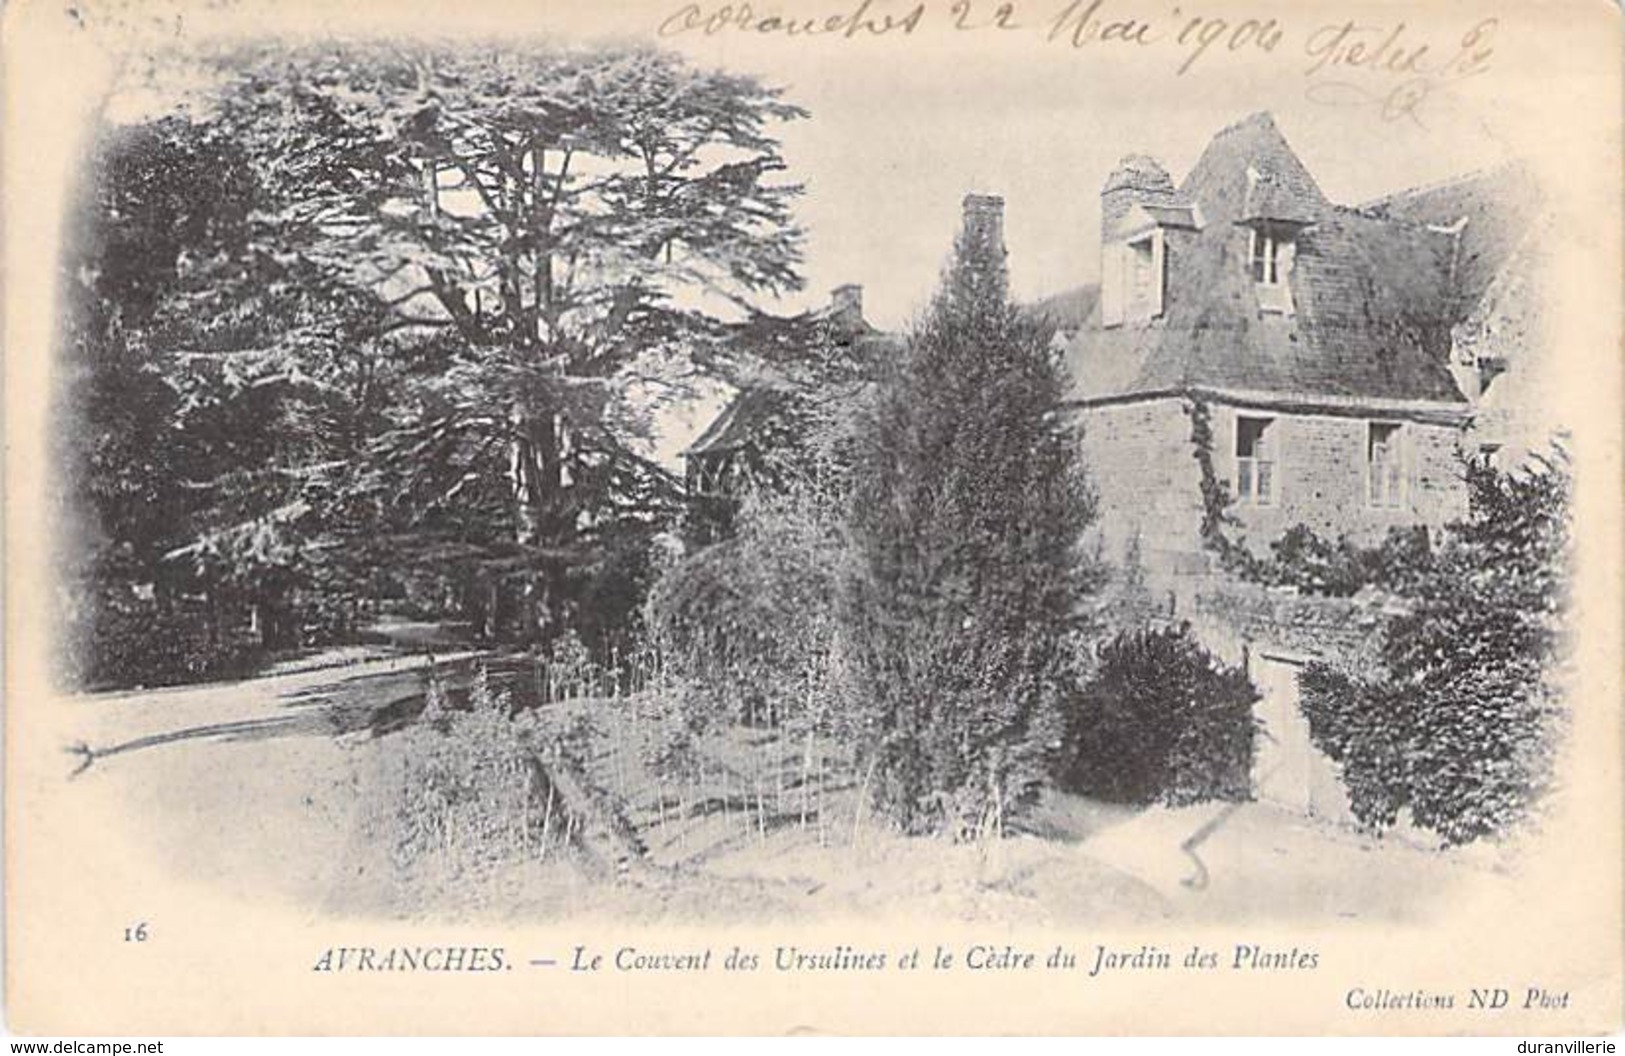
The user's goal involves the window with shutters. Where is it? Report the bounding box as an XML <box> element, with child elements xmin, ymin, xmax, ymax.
<box><xmin>1367</xmin><ymin>422</ymin><xmax>1405</xmax><ymax>508</ymax></box>
<box><xmin>1103</xmin><ymin>222</ymin><xmax>1168</xmax><ymax>328</ymax></box>
<box><xmin>1235</xmin><ymin>416</ymin><xmax>1276</xmax><ymax>506</ymax></box>
<box><xmin>1127</xmin><ymin>235</ymin><xmax>1156</xmax><ymax>319</ymax></box>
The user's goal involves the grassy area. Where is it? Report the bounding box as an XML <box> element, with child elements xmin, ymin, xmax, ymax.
<box><xmin>65</xmin><ymin>638</ymin><xmax>1510</xmax><ymax>926</ymax></box>
<box><xmin>337</xmin><ymin>662</ymin><xmax>1178</xmax><ymax>923</ymax></box>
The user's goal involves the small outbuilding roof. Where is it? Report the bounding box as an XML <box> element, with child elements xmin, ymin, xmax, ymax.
<box><xmin>686</xmin><ymin>295</ymin><xmax>902</xmax><ymax>460</ymax></box>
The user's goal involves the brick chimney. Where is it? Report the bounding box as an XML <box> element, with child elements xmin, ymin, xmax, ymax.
<box><xmin>830</xmin><ymin>283</ymin><xmax>864</xmax><ymax>325</ymax></box>
<box><xmin>1100</xmin><ymin>154</ymin><xmax>1176</xmax><ymax>240</ymax></box>
<box><xmin>961</xmin><ymin>193</ymin><xmax>1008</xmax><ymax>266</ymax></box>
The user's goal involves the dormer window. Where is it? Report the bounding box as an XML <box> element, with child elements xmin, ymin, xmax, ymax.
<box><xmin>1246</xmin><ymin>223</ymin><xmax>1296</xmax><ymax>314</ymax></box>
<box><xmin>1249</xmin><ymin>229</ymin><xmax>1284</xmax><ymax>284</ymax></box>
<box><xmin>1102</xmin><ymin>228</ymin><xmax>1166</xmax><ymax>327</ymax></box>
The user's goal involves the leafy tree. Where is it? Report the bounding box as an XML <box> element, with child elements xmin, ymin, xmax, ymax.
<box><xmin>649</xmin><ymin>471</ymin><xmax>849</xmax><ymax>735</ymax></box>
<box><xmin>646</xmin><ymin>315</ymin><xmax>895</xmax><ymax>741</ymax></box>
<box><xmin>53</xmin><ymin>116</ymin><xmax>313</xmax><ymax>685</ymax></box>
<box><xmin>60</xmin><ymin>42</ymin><xmax>812</xmax><ymax>687</ymax></box>
<box><xmin>1298</xmin><ymin>450</ymin><xmax>1572</xmax><ymax>844</ymax></box>
<box><xmin>187</xmin><ymin>41</ymin><xmax>809</xmax><ymax>646</ymax></box>
<box><xmin>840</xmin><ymin>200</ymin><xmax>1102</xmax><ymax>836</ymax></box>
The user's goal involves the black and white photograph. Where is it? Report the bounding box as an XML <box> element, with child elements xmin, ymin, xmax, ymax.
<box><xmin>4</xmin><ymin>0</ymin><xmax>1620</xmax><ymax>1037</ymax></box>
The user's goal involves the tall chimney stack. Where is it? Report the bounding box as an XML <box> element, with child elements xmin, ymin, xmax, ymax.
<box><xmin>1100</xmin><ymin>154</ymin><xmax>1176</xmax><ymax>240</ymax></box>
<box><xmin>960</xmin><ymin>193</ymin><xmax>1008</xmax><ymax>264</ymax></box>
<box><xmin>830</xmin><ymin>283</ymin><xmax>864</xmax><ymax>325</ymax></box>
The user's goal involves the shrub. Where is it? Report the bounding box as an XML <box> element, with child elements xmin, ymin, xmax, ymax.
<box><xmin>75</xmin><ymin>588</ymin><xmax>265</xmax><ymax>689</ymax></box>
<box><xmin>1298</xmin><ymin>450</ymin><xmax>1571</xmax><ymax>844</ymax></box>
<box><xmin>647</xmin><ymin>479</ymin><xmax>848</xmax><ymax>736</ymax></box>
<box><xmin>1260</xmin><ymin>524</ymin><xmax>1433</xmax><ymax>597</ymax></box>
<box><xmin>1219</xmin><ymin>523</ymin><xmax>1434</xmax><ymax>597</ymax></box>
<box><xmin>394</xmin><ymin>664</ymin><xmax>555</xmax><ymax>874</ymax></box>
<box><xmin>1057</xmin><ymin>624</ymin><xmax>1259</xmax><ymax>807</ymax></box>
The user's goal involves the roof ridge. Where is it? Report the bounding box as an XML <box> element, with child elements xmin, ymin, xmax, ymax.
<box><xmin>1027</xmin><ymin>282</ymin><xmax>1100</xmax><ymax>302</ymax></box>
<box><xmin>1211</xmin><ymin>110</ymin><xmax>1278</xmax><ymax>138</ymax></box>
<box><xmin>1179</xmin><ymin>109</ymin><xmax>1328</xmax><ymax>212</ymax></box>
<box><xmin>1355</xmin><ymin>161</ymin><xmax>1523</xmax><ymax>211</ymax></box>
<box><xmin>1329</xmin><ymin>201</ymin><xmax>1454</xmax><ymax>237</ymax></box>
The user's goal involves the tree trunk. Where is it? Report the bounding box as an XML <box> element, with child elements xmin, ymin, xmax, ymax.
<box><xmin>509</xmin><ymin>402</ymin><xmax>572</xmax><ymax>646</ymax></box>
<box><xmin>504</xmin><ymin>141</ymin><xmax>571</xmax><ymax>648</ymax></box>
<box><xmin>483</xmin><ymin>576</ymin><xmax>500</xmax><ymax>642</ymax></box>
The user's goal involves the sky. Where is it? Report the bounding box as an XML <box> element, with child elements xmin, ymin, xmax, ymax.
<box><xmin>640</xmin><ymin>1</ymin><xmax>1537</xmax><ymax>455</ymax></box>
<box><xmin>52</xmin><ymin>0</ymin><xmax>1577</xmax><ymax>460</ymax></box>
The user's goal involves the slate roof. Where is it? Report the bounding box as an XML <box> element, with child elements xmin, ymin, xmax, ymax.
<box><xmin>1025</xmin><ymin>285</ymin><xmax>1101</xmax><ymax>335</ymax></box>
<box><xmin>1065</xmin><ymin>112</ymin><xmax>1526</xmax><ymax>412</ymax></box>
<box><xmin>1357</xmin><ymin>162</ymin><xmax>1540</xmax><ymax>322</ymax></box>
<box><xmin>1239</xmin><ymin>171</ymin><xmax>1318</xmax><ymax>225</ymax></box>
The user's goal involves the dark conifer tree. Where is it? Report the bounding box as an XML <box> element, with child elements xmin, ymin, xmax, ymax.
<box><xmin>842</xmin><ymin>195</ymin><xmax>1102</xmax><ymax>835</ymax></box>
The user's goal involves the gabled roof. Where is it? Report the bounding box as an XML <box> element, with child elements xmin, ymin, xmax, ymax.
<box><xmin>1065</xmin><ymin>112</ymin><xmax>1527</xmax><ymax>412</ymax></box>
<box><xmin>686</xmin><ymin>386</ymin><xmax>789</xmax><ymax>457</ymax></box>
<box><xmin>1181</xmin><ymin>112</ymin><xmax>1329</xmax><ymax>221</ymax></box>
<box><xmin>1239</xmin><ymin>170</ymin><xmax>1317</xmax><ymax>226</ymax></box>
<box><xmin>1357</xmin><ymin>162</ymin><xmax>1540</xmax><ymax>321</ymax></box>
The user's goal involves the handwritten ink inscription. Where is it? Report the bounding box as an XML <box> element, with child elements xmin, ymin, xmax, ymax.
<box><xmin>658</xmin><ymin>0</ymin><xmax>929</xmax><ymax>38</ymax></box>
<box><xmin>656</xmin><ymin>0</ymin><xmax>1499</xmax><ymax>124</ymax></box>
<box><xmin>1302</xmin><ymin>18</ymin><xmax>1497</xmax><ymax>124</ymax></box>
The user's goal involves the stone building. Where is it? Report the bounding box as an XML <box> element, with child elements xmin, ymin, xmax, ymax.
<box><xmin>1063</xmin><ymin>112</ymin><xmax>1542</xmax><ymax>577</ymax></box>
<box><xmin>682</xmin><ymin>120</ymin><xmax>1546</xmax><ymax>824</ymax></box>
<box><xmin>690</xmin><ymin>113</ymin><xmax>1544</xmax><ymax>566</ymax></box>
<box><xmin>1358</xmin><ymin>162</ymin><xmax>1550</xmax><ymax>470</ymax></box>
<box><xmin>1055</xmin><ymin>113</ymin><xmax>1545</xmax><ymax>822</ymax></box>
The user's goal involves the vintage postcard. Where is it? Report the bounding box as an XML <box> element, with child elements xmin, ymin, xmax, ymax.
<box><xmin>4</xmin><ymin>0</ymin><xmax>1621</xmax><ymax>1037</ymax></box>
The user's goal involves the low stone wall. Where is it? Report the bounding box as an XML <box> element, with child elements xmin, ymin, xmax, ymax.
<box><xmin>1185</xmin><ymin>576</ymin><xmax>1397</xmax><ymax>671</ymax></box>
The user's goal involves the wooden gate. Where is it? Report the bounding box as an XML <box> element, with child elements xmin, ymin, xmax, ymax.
<box><xmin>1248</xmin><ymin>651</ymin><xmax>1355</xmax><ymax>824</ymax></box>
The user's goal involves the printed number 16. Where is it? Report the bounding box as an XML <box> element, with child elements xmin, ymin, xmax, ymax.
<box><xmin>124</xmin><ymin>922</ymin><xmax>148</xmax><ymax>943</ymax></box>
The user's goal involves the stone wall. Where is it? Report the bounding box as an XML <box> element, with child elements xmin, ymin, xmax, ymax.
<box><xmin>1074</xmin><ymin>397</ymin><xmax>1207</xmax><ymax>572</ymax></box>
<box><xmin>1075</xmin><ymin>396</ymin><xmax>1468</xmax><ymax>575</ymax></box>
<box><xmin>1185</xmin><ymin>577</ymin><xmax>1392</xmax><ymax>669</ymax></box>
<box><xmin>1208</xmin><ymin>403</ymin><xmax>1467</xmax><ymax>548</ymax></box>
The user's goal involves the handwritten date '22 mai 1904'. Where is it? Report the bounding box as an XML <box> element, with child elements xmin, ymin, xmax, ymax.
<box><xmin>659</xmin><ymin>0</ymin><xmax>1497</xmax><ymax>124</ymax></box>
